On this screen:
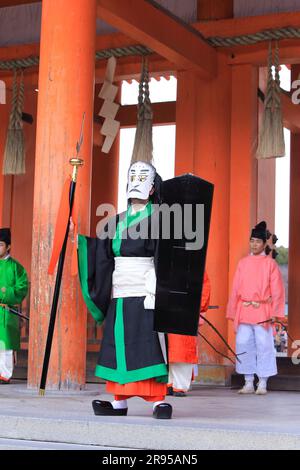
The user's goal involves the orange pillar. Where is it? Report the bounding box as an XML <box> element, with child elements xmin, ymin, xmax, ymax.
<box><xmin>0</xmin><ymin>103</ymin><xmax>6</xmax><ymax>225</ymax></box>
<box><xmin>228</xmin><ymin>64</ymin><xmax>258</xmax><ymax>348</ymax></box>
<box><xmin>28</xmin><ymin>0</ymin><xmax>96</xmax><ymax>390</ymax></box>
<box><xmin>288</xmin><ymin>65</ymin><xmax>300</xmax><ymax>353</ymax></box>
<box><xmin>175</xmin><ymin>54</ymin><xmax>232</xmax><ymax>383</ymax></box>
<box><xmin>194</xmin><ymin>54</ymin><xmax>232</xmax><ymax>373</ymax></box>
<box><xmin>0</xmin><ymin>97</ymin><xmax>11</xmax><ymax>226</ymax></box>
<box><xmin>87</xmin><ymin>84</ymin><xmax>120</xmax><ymax>351</ymax></box>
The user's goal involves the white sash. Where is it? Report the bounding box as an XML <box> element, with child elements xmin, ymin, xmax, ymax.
<box><xmin>112</xmin><ymin>257</ymin><xmax>156</xmax><ymax>309</ymax></box>
<box><xmin>112</xmin><ymin>256</ymin><xmax>167</xmax><ymax>363</ymax></box>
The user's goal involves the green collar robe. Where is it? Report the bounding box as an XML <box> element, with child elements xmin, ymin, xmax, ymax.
<box><xmin>0</xmin><ymin>256</ymin><xmax>28</xmax><ymax>350</ymax></box>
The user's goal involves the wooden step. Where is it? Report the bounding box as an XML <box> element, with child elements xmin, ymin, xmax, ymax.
<box><xmin>231</xmin><ymin>358</ymin><xmax>300</xmax><ymax>391</ymax></box>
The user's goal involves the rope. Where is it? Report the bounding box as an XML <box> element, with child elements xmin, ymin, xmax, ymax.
<box><xmin>15</xmin><ymin>70</ymin><xmax>24</xmax><ymax>130</ymax></box>
<box><xmin>7</xmin><ymin>69</ymin><xmax>18</xmax><ymax>129</ymax></box>
<box><xmin>2</xmin><ymin>25</ymin><xmax>300</xmax><ymax>70</ymax></box>
<box><xmin>207</xmin><ymin>25</ymin><xmax>300</xmax><ymax>47</ymax></box>
<box><xmin>131</xmin><ymin>57</ymin><xmax>153</xmax><ymax>165</ymax></box>
<box><xmin>264</xmin><ymin>42</ymin><xmax>274</xmax><ymax>111</ymax></box>
<box><xmin>143</xmin><ymin>58</ymin><xmax>153</xmax><ymax>121</ymax></box>
<box><xmin>0</xmin><ymin>45</ymin><xmax>152</xmax><ymax>71</ymax></box>
<box><xmin>273</xmin><ymin>41</ymin><xmax>282</xmax><ymax>110</ymax></box>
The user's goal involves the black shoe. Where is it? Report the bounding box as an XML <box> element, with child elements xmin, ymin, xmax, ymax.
<box><xmin>166</xmin><ymin>386</ymin><xmax>174</xmax><ymax>396</ymax></box>
<box><xmin>153</xmin><ymin>403</ymin><xmax>172</xmax><ymax>419</ymax></box>
<box><xmin>173</xmin><ymin>391</ymin><xmax>187</xmax><ymax>397</ymax></box>
<box><xmin>92</xmin><ymin>400</ymin><xmax>128</xmax><ymax>416</ymax></box>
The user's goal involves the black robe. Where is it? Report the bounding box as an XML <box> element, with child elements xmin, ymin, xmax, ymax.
<box><xmin>78</xmin><ymin>202</ymin><xmax>168</xmax><ymax>385</ymax></box>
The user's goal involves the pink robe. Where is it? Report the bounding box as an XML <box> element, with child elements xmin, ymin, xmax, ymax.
<box><xmin>226</xmin><ymin>254</ymin><xmax>285</xmax><ymax>331</ymax></box>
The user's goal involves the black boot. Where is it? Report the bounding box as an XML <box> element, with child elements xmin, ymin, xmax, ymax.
<box><xmin>173</xmin><ymin>390</ymin><xmax>187</xmax><ymax>397</ymax></box>
<box><xmin>92</xmin><ymin>400</ymin><xmax>128</xmax><ymax>416</ymax></box>
<box><xmin>153</xmin><ymin>403</ymin><xmax>172</xmax><ymax>419</ymax></box>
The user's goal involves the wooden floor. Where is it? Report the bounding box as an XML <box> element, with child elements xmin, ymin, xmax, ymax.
<box><xmin>15</xmin><ymin>351</ymin><xmax>300</xmax><ymax>390</ymax></box>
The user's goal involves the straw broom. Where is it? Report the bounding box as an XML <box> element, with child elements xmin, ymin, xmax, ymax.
<box><xmin>256</xmin><ymin>41</ymin><xmax>285</xmax><ymax>159</ymax></box>
<box><xmin>3</xmin><ymin>69</ymin><xmax>26</xmax><ymax>175</ymax></box>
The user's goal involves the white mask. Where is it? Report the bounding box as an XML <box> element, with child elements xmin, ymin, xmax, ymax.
<box><xmin>127</xmin><ymin>162</ymin><xmax>156</xmax><ymax>200</ymax></box>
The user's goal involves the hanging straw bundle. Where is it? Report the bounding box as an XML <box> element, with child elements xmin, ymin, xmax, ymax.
<box><xmin>3</xmin><ymin>69</ymin><xmax>26</xmax><ymax>175</ymax></box>
<box><xmin>256</xmin><ymin>41</ymin><xmax>285</xmax><ymax>159</ymax></box>
<box><xmin>131</xmin><ymin>57</ymin><xmax>153</xmax><ymax>165</ymax></box>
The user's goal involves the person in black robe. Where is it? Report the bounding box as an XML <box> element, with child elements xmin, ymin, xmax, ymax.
<box><xmin>77</xmin><ymin>161</ymin><xmax>172</xmax><ymax>419</ymax></box>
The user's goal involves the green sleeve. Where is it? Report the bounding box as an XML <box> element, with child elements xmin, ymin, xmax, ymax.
<box><xmin>77</xmin><ymin>235</ymin><xmax>105</xmax><ymax>325</ymax></box>
<box><xmin>0</xmin><ymin>262</ymin><xmax>28</xmax><ymax>306</ymax></box>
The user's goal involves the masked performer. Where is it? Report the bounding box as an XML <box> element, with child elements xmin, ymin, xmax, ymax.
<box><xmin>167</xmin><ymin>271</ymin><xmax>211</xmax><ymax>396</ymax></box>
<box><xmin>77</xmin><ymin>160</ymin><xmax>173</xmax><ymax>418</ymax></box>
<box><xmin>226</xmin><ymin>221</ymin><xmax>285</xmax><ymax>395</ymax></box>
<box><xmin>0</xmin><ymin>228</ymin><xmax>28</xmax><ymax>383</ymax></box>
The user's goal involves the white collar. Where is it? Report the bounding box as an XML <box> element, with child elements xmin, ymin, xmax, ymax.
<box><xmin>250</xmin><ymin>251</ymin><xmax>266</xmax><ymax>256</ymax></box>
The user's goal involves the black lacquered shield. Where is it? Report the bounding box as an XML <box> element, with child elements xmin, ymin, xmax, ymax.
<box><xmin>154</xmin><ymin>174</ymin><xmax>214</xmax><ymax>336</ymax></box>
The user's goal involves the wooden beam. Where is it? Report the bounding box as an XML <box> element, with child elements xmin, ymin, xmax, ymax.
<box><xmin>118</xmin><ymin>101</ymin><xmax>176</xmax><ymax>128</ymax></box>
<box><xmin>96</xmin><ymin>54</ymin><xmax>176</xmax><ymax>83</ymax></box>
<box><xmin>0</xmin><ymin>33</ymin><xmax>140</xmax><ymax>65</ymax></box>
<box><xmin>0</xmin><ymin>42</ymin><xmax>40</xmax><ymax>60</ymax></box>
<box><xmin>194</xmin><ymin>11</ymin><xmax>300</xmax><ymax>65</ymax></box>
<box><xmin>0</xmin><ymin>55</ymin><xmax>175</xmax><ymax>84</ymax></box>
<box><xmin>0</xmin><ymin>0</ymin><xmax>40</xmax><ymax>7</ymax></box>
<box><xmin>96</xmin><ymin>0</ymin><xmax>216</xmax><ymax>78</ymax></box>
<box><xmin>195</xmin><ymin>11</ymin><xmax>300</xmax><ymax>38</ymax></box>
<box><xmin>0</xmin><ymin>34</ymin><xmax>139</xmax><ymax>62</ymax></box>
<box><xmin>226</xmin><ymin>39</ymin><xmax>300</xmax><ymax>66</ymax></box>
<box><xmin>197</xmin><ymin>0</ymin><xmax>233</xmax><ymax>21</ymax></box>
<box><xmin>95</xmin><ymin>32</ymin><xmax>143</xmax><ymax>50</ymax></box>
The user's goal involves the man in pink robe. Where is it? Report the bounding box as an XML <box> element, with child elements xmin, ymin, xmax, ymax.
<box><xmin>226</xmin><ymin>221</ymin><xmax>285</xmax><ymax>395</ymax></box>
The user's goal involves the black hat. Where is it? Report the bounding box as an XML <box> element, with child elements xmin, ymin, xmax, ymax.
<box><xmin>250</xmin><ymin>221</ymin><xmax>267</xmax><ymax>242</ymax></box>
<box><xmin>0</xmin><ymin>228</ymin><xmax>11</xmax><ymax>246</ymax></box>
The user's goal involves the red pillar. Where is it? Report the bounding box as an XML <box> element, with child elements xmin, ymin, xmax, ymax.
<box><xmin>0</xmin><ymin>97</ymin><xmax>11</xmax><ymax>226</ymax></box>
<box><xmin>228</xmin><ymin>64</ymin><xmax>258</xmax><ymax>348</ymax></box>
<box><xmin>28</xmin><ymin>0</ymin><xmax>96</xmax><ymax>390</ymax></box>
<box><xmin>288</xmin><ymin>65</ymin><xmax>300</xmax><ymax>353</ymax></box>
<box><xmin>87</xmin><ymin>84</ymin><xmax>120</xmax><ymax>351</ymax></box>
<box><xmin>194</xmin><ymin>54</ymin><xmax>232</xmax><ymax>372</ymax></box>
<box><xmin>289</xmin><ymin>132</ymin><xmax>300</xmax><ymax>352</ymax></box>
<box><xmin>175</xmin><ymin>54</ymin><xmax>232</xmax><ymax>383</ymax></box>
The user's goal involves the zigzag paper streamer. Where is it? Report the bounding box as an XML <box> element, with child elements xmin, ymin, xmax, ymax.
<box><xmin>98</xmin><ymin>57</ymin><xmax>120</xmax><ymax>154</ymax></box>
<box><xmin>0</xmin><ymin>80</ymin><xmax>6</xmax><ymax>104</ymax></box>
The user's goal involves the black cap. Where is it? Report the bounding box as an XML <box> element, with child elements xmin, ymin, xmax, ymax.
<box><xmin>250</xmin><ymin>221</ymin><xmax>267</xmax><ymax>242</ymax></box>
<box><xmin>0</xmin><ymin>228</ymin><xmax>11</xmax><ymax>246</ymax></box>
